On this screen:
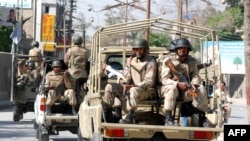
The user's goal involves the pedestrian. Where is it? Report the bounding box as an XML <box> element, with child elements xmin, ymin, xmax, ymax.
<box><xmin>119</xmin><ymin>38</ymin><xmax>158</xmax><ymax>124</ymax></box>
<box><xmin>7</xmin><ymin>9</ymin><xmax>16</xmax><ymax>24</ymax></box>
<box><xmin>64</xmin><ymin>36</ymin><xmax>90</xmax><ymax>92</ymax></box>
<box><xmin>211</xmin><ymin>81</ymin><xmax>232</xmax><ymax>123</ymax></box>
<box><xmin>44</xmin><ymin>60</ymin><xmax>76</xmax><ymax>115</ymax></box>
<box><xmin>161</xmin><ymin>38</ymin><xmax>208</xmax><ymax>126</ymax></box>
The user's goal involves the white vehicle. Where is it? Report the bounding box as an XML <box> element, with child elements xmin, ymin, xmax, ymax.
<box><xmin>34</xmin><ymin>57</ymin><xmax>85</xmax><ymax>141</ymax></box>
<box><xmin>77</xmin><ymin>18</ymin><xmax>224</xmax><ymax>141</ymax></box>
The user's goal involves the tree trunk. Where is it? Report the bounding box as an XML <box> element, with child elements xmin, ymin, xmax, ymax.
<box><xmin>244</xmin><ymin>0</ymin><xmax>250</xmax><ymax>124</ymax></box>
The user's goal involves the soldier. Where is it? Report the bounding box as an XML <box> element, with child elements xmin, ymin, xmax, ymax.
<box><xmin>157</xmin><ymin>39</ymin><xmax>177</xmax><ymax>84</ymax></box>
<box><xmin>64</xmin><ymin>36</ymin><xmax>90</xmax><ymax>92</ymax></box>
<box><xmin>44</xmin><ymin>60</ymin><xmax>77</xmax><ymax>115</ymax></box>
<box><xmin>25</xmin><ymin>61</ymin><xmax>41</xmax><ymax>86</ymax></box>
<box><xmin>29</xmin><ymin>41</ymin><xmax>43</xmax><ymax>67</ymax></box>
<box><xmin>101</xmin><ymin>63</ymin><xmax>124</xmax><ymax>123</ymax></box>
<box><xmin>161</xmin><ymin>38</ymin><xmax>208</xmax><ymax>126</ymax></box>
<box><xmin>119</xmin><ymin>38</ymin><xmax>158</xmax><ymax>124</ymax></box>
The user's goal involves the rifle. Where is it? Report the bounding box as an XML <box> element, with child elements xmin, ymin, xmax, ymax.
<box><xmin>105</xmin><ymin>65</ymin><xmax>126</xmax><ymax>82</ymax></box>
<box><xmin>197</xmin><ymin>60</ymin><xmax>212</xmax><ymax>70</ymax></box>
<box><xmin>165</xmin><ymin>59</ymin><xmax>198</xmax><ymax>98</ymax></box>
<box><xmin>165</xmin><ymin>59</ymin><xmax>205</xmax><ymax>110</ymax></box>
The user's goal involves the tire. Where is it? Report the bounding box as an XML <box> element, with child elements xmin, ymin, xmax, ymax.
<box><xmin>38</xmin><ymin>133</ymin><xmax>49</xmax><ymax>141</ymax></box>
<box><xmin>38</xmin><ymin>125</ymin><xmax>49</xmax><ymax>141</ymax></box>
<box><xmin>13</xmin><ymin>105</ymin><xmax>22</xmax><ymax>121</ymax></box>
<box><xmin>36</xmin><ymin>129</ymin><xmax>39</xmax><ymax>139</ymax></box>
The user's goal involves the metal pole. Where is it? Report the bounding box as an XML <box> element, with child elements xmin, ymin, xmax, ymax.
<box><xmin>83</xmin><ymin>24</ymin><xmax>85</xmax><ymax>46</ymax></box>
<box><xmin>63</xmin><ymin>14</ymin><xmax>66</xmax><ymax>54</ymax></box>
<box><xmin>63</xmin><ymin>0</ymin><xmax>66</xmax><ymax>54</ymax></box>
<box><xmin>145</xmin><ymin>0</ymin><xmax>151</xmax><ymax>41</ymax></box>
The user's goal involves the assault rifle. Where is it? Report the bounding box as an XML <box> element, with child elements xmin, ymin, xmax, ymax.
<box><xmin>105</xmin><ymin>65</ymin><xmax>126</xmax><ymax>83</ymax></box>
<box><xmin>165</xmin><ymin>59</ymin><xmax>204</xmax><ymax>109</ymax></box>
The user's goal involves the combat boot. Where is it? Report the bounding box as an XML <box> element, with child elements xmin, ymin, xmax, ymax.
<box><xmin>165</xmin><ymin>111</ymin><xmax>174</xmax><ymax>126</ymax></box>
<box><xmin>119</xmin><ymin>110</ymin><xmax>135</xmax><ymax>124</ymax></box>
<box><xmin>114</xmin><ymin>107</ymin><xmax>122</xmax><ymax>123</ymax></box>
<box><xmin>103</xmin><ymin>108</ymin><xmax>113</xmax><ymax>122</ymax></box>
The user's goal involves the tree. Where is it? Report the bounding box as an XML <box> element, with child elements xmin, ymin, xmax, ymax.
<box><xmin>233</xmin><ymin>56</ymin><xmax>242</xmax><ymax>70</ymax></box>
<box><xmin>205</xmin><ymin>6</ymin><xmax>243</xmax><ymax>41</ymax></box>
<box><xmin>0</xmin><ymin>26</ymin><xmax>12</xmax><ymax>52</ymax></box>
<box><xmin>244</xmin><ymin>0</ymin><xmax>250</xmax><ymax>124</ymax></box>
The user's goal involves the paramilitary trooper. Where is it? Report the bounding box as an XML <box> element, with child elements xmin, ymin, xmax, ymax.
<box><xmin>44</xmin><ymin>60</ymin><xmax>77</xmax><ymax>115</ymax></box>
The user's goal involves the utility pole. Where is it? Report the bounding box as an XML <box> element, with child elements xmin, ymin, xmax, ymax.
<box><xmin>98</xmin><ymin>0</ymin><xmax>146</xmax><ymax>45</ymax></box>
<box><xmin>178</xmin><ymin>0</ymin><xmax>183</xmax><ymax>22</ymax></box>
<box><xmin>145</xmin><ymin>0</ymin><xmax>151</xmax><ymax>41</ymax></box>
<box><xmin>68</xmin><ymin>0</ymin><xmax>76</xmax><ymax>44</ymax></box>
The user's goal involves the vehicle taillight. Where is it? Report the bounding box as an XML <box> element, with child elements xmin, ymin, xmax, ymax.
<box><xmin>105</xmin><ymin>128</ymin><xmax>128</xmax><ymax>137</ymax></box>
<box><xmin>40</xmin><ymin>97</ymin><xmax>46</xmax><ymax>111</ymax></box>
<box><xmin>190</xmin><ymin>131</ymin><xmax>213</xmax><ymax>140</ymax></box>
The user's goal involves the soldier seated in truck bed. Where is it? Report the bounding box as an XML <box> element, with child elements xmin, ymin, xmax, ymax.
<box><xmin>44</xmin><ymin>60</ymin><xmax>77</xmax><ymax>115</ymax></box>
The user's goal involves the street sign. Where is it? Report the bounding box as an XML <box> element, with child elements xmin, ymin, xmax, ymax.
<box><xmin>41</xmin><ymin>14</ymin><xmax>55</xmax><ymax>42</ymax></box>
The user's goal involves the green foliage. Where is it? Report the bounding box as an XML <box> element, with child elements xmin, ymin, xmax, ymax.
<box><xmin>149</xmin><ymin>32</ymin><xmax>171</xmax><ymax>48</ymax></box>
<box><xmin>0</xmin><ymin>26</ymin><xmax>12</xmax><ymax>52</ymax></box>
<box><xmin>205</xmin><ymin>6</ymin><xmax>243</xmax><ymax>41</ymax></box>
<box><xmin>226</xmin><ymin>0</ymin><xmax>241</xmax><ymax>7</ymax></box>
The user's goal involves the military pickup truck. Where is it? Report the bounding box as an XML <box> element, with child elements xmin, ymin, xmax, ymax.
<box><xmin>33</xmin><ymin>57</ymin><xmax>86</xmax><ymax>141</ymax></box>
<box><xmin>11</xmin><ymin>49</ymin><xmax>42</xmax><ymax>122</ymax></box>
<box><xmin>77</xmin><ymin>18</ymin><xmax>224</xmax><ymax>141</ymax></box>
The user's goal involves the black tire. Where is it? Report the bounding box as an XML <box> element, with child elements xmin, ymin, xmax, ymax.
<box><xmin>36</xmin><ymin>129</ymin><xmax>39</xmax><ymax>139</ymax></box>
<box><xmin>38</xmin><ymin>126</ymin><xmax>49</xmax><ymax>141</ymax></box>
<box><xmin>13</xmin><ymin>105</ymin><xmax>22</xmax><ymax>121</ymax></box>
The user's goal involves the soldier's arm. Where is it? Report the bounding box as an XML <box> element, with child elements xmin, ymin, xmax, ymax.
<box><xmin>64</xmin><ymin>49</ymin><xmax>71</xmax><ymax>64</ymax></box>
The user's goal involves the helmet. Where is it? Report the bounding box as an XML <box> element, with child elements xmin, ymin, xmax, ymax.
<box><xmin>175</xmin><ymin>38</ymin><xmax>192</xmax><ymax>51</ymax></box>
<box><xmin>32</xmin><ymin>41</ymin><xmax>39</xmax><ymax>47</ymax></box>
<box><xmin>132</xmin><ymin>39</ymin><xmax>149</xmax><ymax>49</ymax></box>
<box><xmin>169</xmin><ymin>39</ymin><xmax>177</xmax><ymax>52</ymax></box>
<box><xmin>27</xmin><ymin>61</ymin><xmax>35</xmax><ymax>68</ymax></box>
<box><xmin>51</xmin><ymin>60</ymin><xmax>62</xmax><ymax>68</ymax></box>
<box><xmin>73</xmin><ymin>36</ymin><xmax>83</xmax><ymax>45</ymax></box>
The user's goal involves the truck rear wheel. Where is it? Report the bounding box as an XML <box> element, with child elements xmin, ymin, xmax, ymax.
<box><xmin>38</xmin><ymin>126</ymin><xmax>49</xmax><ymax>141</ymax></box>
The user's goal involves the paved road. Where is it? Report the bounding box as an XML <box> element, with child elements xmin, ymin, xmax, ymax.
<box><xmin>0</xmin><ymin>108</ymin><xmax>77</xmax><ymax>141</ymax></box>
<box><xmin>0</xmin><ymin>97</ymin><xmax>248</xmax><ymax>141</ymax></box>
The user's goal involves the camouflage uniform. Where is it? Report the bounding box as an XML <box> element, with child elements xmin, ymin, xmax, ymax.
<box><xmin>161</xmin><ymin>55</ymin><xmax>207</xmax><ymax>112</ymax></box>
<box><xmin>64</xmin><ymin>45</ymin><xmax>90</xmax><ymax>90</ymax></box>
<box><xmin>45</xmin><ymin>70</ymin><xmax>76</xmax><ymax>107</ymax></box>
<box><xmin>124</xmin><ymin>55</ymin><xmax>157</xmax><ymax>111</ymax></box>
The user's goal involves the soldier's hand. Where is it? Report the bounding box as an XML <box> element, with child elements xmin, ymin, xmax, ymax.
<box><xmin>101</xmin><ymin>62</ymin><xmax>107</xmax><ymax>71</ymax></box>
<box><xmin>187</xmin><ymin>90</ymin><xmax>197</xmax><ymax>98</ymax></box>
<box><xmin>172</xmin><ymin>76</ymin><xmax>178</xmax><ymax>81</ymax></box>
<box><xmin>177</xmin><ymin>82</ymin><xmax>189</xmax><ymax>92</ymax></box>
<box><xmin>126</xmin><ymin>56</ymin><xmax>132</xmax><ymax>66</ymax></box>
<box><xmin>123</xmin><ymin>84</ymin><xmax>134</xmax><ymax>90</ymax></box>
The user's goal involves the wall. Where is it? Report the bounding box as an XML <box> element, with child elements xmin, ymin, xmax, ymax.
<box><xmin>0</xmin><ymin>52</ymin><xmax>12</xmax><ymax>101</ymax></box>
